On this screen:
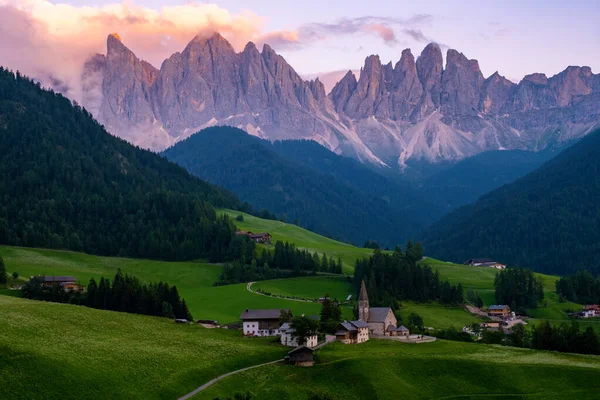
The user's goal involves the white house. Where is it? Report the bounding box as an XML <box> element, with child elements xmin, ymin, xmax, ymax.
<box><xmin>279</xmin><ymin>322</ymin><xmax>318</xmax><ymax>348</ymax></box>
<box><xmin>240</xmin><ymin>309</ymin><xmax>289</xmax><ymax>337</ymax></box>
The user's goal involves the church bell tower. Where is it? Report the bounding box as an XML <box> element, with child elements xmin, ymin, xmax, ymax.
<box><xmin>358</xmin><ymin>280</ymin><xmax>369</xmax><ymax>322</ymax></box>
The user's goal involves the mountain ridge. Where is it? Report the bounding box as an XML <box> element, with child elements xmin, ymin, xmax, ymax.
<box><xmin>82</xmin><ymin>32</ymin><xmax>600</xmax><ymax>167</ymax></box>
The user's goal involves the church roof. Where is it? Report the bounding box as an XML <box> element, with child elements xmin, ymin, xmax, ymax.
<box><xmin>397</xmin><ymin>325</ymin><xmax>409</xmax><ymax>331</ymax></box>
<box><xmin>368</xmin><ymin>307</ymin><xmax>393</xmax><ymax>323</ymax></box>
<box><xmin>359</xmin><ymin>280</ymin><xmax>368</xmax><ymax>301</ymax></box>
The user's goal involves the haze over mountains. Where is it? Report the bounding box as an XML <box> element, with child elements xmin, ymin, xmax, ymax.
<box><xmin>82</xmin><ymin>32</ymin><xmax>600</xmax><ymax>167</ymax></box>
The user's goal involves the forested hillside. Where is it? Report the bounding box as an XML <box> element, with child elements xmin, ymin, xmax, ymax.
<box><xmin>163</xmin><ymin>127</ymin><xmax>440</xmax><ymax>247</ymax></box>
<box><xmin>422</xmin><ymin>128</ymin><xmax>600</xmax><ymax>275</ymax></box>
<box><xmin>0</xmin><ymin>68</ymin><xmax>248</xmax><ymax>261</ymax></box>
<box><xmin>420</xmin><ymin>148</ymin><xmax>562</xmax><ymax>212</ymax></box>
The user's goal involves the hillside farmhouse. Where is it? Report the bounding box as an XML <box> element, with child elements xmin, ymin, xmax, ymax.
<box><xmin>464</xmin><ymin>259</ymin><xmax>506</xmax><ymax>269</ymax></box>
<box><xmin>235</xmin><ymin>231</ymin><xmax>272</xmax><ymax>243</ymax></box>
<box><xmin>279</xmin><ymin>322</ymin><xmax>318</xmax><ymax>348</ymax></box>
<box><xmin>487</xmin><ymin>305</ymin><xmax>511</xmax><ymax>317</ymax></box>
<box><xmin>240</xmin><ymin>308</ymin><xmax>288</xmax><ymax>336</ymax></box>
<box><xmin>42</xmin><ymin>276</ymin><xmax>86</xmax><ymax>292</ymax></box>
<box><xmin>358</xmin><ymin>280</ymin><xmax>399</xmax><ymax>336</ymax></box>
<box><xmin>335</xmin><ymin>320</ymin><xmax>369</xmax><ymax>344</ymax></box>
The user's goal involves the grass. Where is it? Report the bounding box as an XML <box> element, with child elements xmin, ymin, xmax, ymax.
<box><xmin>220</xmin><ymin>209</ymin><xmax>375</xmax><ymax>273</ymax></box>
<box><xmin>397</xmin><ymin>301</ymin><xmax>482</xmax><ymax>329</ymax></box>
<box><xmin>253</xmin><ymin>276</ymin><xmax>354</xmax><ymax>302</ymax></box>
<box><xmin>0</xmin><ymin>246</ymin><xmax>331</xmax><ymax>324</ymax></box>
<box><xmin>0</xmin><ymin>296</ymin><xmax>288</xmax><ymax>400</ymax></box>
<box><xmin>199</xmin><ymin>339</ymin><xmax>600</xmax><ymax>400</ymax></box>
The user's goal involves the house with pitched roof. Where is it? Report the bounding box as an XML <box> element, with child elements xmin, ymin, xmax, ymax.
<box><xmin>358</xmin><ymin>280</ymin><xmax>398</xmax><ymax>336</ymax></box>
<box><xmin>487</xmin><ymin>305</ymin><xmax>511</xmax><ymax>317</ymax></box>
<box><xmin>335</xmin><ymin>320</ymin><xmax>369</xmax><ymax>344</ymax></box>
<box><xmin>279</xmin><ymin>322</ymin><xmax>318</xmax><ymax>348</ymax></box>
<box><xmin>240</xmin><ymin>308</ymin><xmax>289</xmax><ymax>336</ymax></box>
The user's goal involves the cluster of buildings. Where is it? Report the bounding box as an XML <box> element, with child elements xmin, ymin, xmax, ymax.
<box><xmin>570</xmin><ymin>305</ymin><xmax>600</xmax><ymax>319</ymax></box>
<box><xmin>239</xmin><ymin>280</ymin><xmax>409</xmax><ymax>349</ymax></box>
<box><xmin>464</xmin><ymin>259</ymin><xmax>506</xmax><ymax>269</ymax></box>
<box><xmin>235</xmin><ymin>231</ymin><xmax>272</xmax><ymax>244</ymax></box>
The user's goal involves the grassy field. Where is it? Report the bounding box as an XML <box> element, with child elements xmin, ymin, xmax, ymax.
<box><xmin>220</xmin><ymin>209</ymin><xmax>375</xmax><ymax>273</ymax></box>
<box><xmin>397</xmin><ymin>301</ymin><xmax>482</xmax><ymax>328</ymax></box>
<box><xmin>0</xmin><ymin>296</ymin><xmax>288</xmax><ymax>400</ymax></box>
<box><xmin>200</xmin><ymin>339</ymin><xmax>600</xmax><ymax>400</ymax></box>
<box><xmin>0</xmin><ymin>246</ymin><xmax>329</xmax><ymax>324</ymax></box>
<box><xmin>253</xmin><ymin>276</ymin><xmax>354</xmax><ymax>302</ymax></box>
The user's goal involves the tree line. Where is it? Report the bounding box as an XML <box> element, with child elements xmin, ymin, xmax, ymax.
<box><xmin>555</xmin><ymin>270</ymin><xmax>600</xmax><ymax>304</ymax></box>
<box><xmin>353</xmin><ymin>243</ymin><xmax>464</xmax><ymax>308</ymax></box>
<box><xmin>0</xmin><ymin>67</ymin><xmax>254</xmax><ymax>263</ymax></box>
<box><xmin>494</xmin><ymin>267</ymin><xmax>544</xmax><ymax>312</ymax></box>
<box><xmin>217</xmin><ymin>240</ymin><xmax>343</xmax><ymax>285</ymax></box>
<box><xmin>21</xmin><ymin>269</ymin><xmax>192</xmax><ymax>320</ymax></box>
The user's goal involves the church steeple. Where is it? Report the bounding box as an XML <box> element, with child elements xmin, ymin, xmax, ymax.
<box><xmin>358</xmin><ymin>280</ymin><xmax>369</xmax><ymax>322</ymax></box>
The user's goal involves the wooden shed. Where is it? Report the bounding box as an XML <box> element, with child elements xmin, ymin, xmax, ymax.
<box><xmin>286</xmin><ymin>346</ymin><xmax>314</xmax><ymax>367</ymax></box>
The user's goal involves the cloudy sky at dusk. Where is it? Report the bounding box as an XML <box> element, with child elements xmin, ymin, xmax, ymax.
<box><xmin>1</xmin><ymin>0</ymin><xmax>599</xmax><ymax>94</ymax></box>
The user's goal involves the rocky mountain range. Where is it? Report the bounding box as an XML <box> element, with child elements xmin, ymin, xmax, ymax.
<box><xmin>81</xmin><ymin>33</ymin><xmax>600</xmax><ymax>167</ymax></box>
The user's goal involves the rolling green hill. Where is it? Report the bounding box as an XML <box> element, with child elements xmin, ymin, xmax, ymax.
<box><xmin>200</xmin><ymin>339</ymin><xmax>600</xmax><ymax>400</ymax></box>
<box><xmin>220</xmin><ymin>209</ymin><xmax>376</xmax><ymax>273</ymax></box>
<box><xmin>422</xmin><ymin>128</ymin><xmax>600</xmax><ymax>275</ymax></box>
<box><xmin>0</xmin><ymin>296</ymin><xmax>287</xmax><ymax>400</ymax></box>
<box><xmin>0</xmin><ymin>245</ymin><xmax>334</xmax><ymax>323</ymax></box>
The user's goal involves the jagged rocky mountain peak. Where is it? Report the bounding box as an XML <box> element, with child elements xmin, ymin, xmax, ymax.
<box><xmin>81</xmin><ymin>35</ymin><xmax>600</xmax><ymax>167</ymax></box>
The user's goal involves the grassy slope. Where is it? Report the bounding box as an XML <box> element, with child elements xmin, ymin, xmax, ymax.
<box><xmin>200</xmin><ymin>339</ymin><xmax>600</xmax><ymax>400</ymax></box>
<box><xmin>254</xmin><ymin>276</ymin><xmax>353</xmax><ymax>302</ymax></box>
<box><xmin>220</xmin><ymin>209</ymin><xmax>374</xmax><ymax>274</ymax></box>
<box><xmin>0</xmin><ymin>246</ymin><xmax>325</xmax><ymax>324</ymax></box>
<box><xmin>0</xmin><ymin>296</ymin><xmax>288</xmax><ymax>400</ymax></box>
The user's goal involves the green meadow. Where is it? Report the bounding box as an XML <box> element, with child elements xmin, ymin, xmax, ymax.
<box><xmin>0</xmin><ymin>246</ymin><xmax>327</xmax><ymax>324</ymax></box>
<box><xmin>220</xmin><ymin>209</ymin><xmax>375</xmax><ymax>273</ymax></box>
<box><xmin>253</xmin><ymin>276</ymin><xmax>354</xmax><ymax>302</ymax></box>
<box><xmin>200</xmin><ymin>339</ymin><xmax>600</xmax><ymax>400</ymax></box>
<box><xmin>0</xmin><ymin>296</ymin><xmax>288</xmax><ymax>400</ymax></box>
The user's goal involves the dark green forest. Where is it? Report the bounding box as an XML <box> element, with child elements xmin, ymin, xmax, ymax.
<box><xmin>353</xmin><ymin>244</ymin><xmax>464</xmax><ymax>307</ymax></box>
<box><xmin>555</xmin><ymin>270</ymin><xmax>600</xmax><ymax>304</ymax></box>
<box><xmin>0</xmin><ymin>68</ymin><xmax>249</xmax><ymax>261</ymax></box>
<box><xmin>422</xmin><ymin>128</ymin><xmax>600</xmax><ymax>275</ymax></box>
<box><xmin>162</xmin><ymin>126</ymin><xmax>440</xmax><ymax>247</ymax></box>
<box><xmin>494</xmin><ymin>268</ymin><xmax>544</xmax><ymax>312</ymax></box>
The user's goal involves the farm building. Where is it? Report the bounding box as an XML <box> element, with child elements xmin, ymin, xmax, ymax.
<box><xmin>240</xmin><ymin>308</ymin><xmax>289</xmax><ymax>336</ymax></box>
<box><xmin>279</xmin><ymin>322</ymin><xmax>318</xmax><ymax>348</ymax></box>
<box><xmin>42</xmin><ymin>276</ymin><xmax>86</xmax><ymax>292</ymax></box>
<box><xmin>487</xmin><ymin>305</ymin><xmax>511</xmax><ymax>317</ymax></box>
<box><xmin>464</xmin><ymin>259</ymin><xmax>506</xmax><ymax>269</ymax></box>
<box><xmin>286</xmin><ymin>346</ymin><xmax>314</xmax><ymax>367</ymax></box>
<box><xmin>358</xmin><ymin>280</ymin><xmax>398</xmax><ymax>336</ymax></box>
<box><xmin>249</xmin><ymin>233</ymin><xmax>272</xmax><ymax>243</ymax></box>
<box><xmin>386</xmin><ymin>324</ymin><xmax>410</xmax><ymax>337</ymax></box>
<box><xmin>335</xmin><ymin>320</ymin><xmax>369</xmax><ymax>344</ymax></box>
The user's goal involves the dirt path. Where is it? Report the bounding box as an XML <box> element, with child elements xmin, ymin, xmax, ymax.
<box><xmin>177</xmin><ymin>358</ymin><xmax>284</xmax><ymax>400</ymax></box>
<box><xmin>246</xmin><ymin>281</ymin><xmax>316</xmax><ymax>303</ymax></box>
<box><xmin>178</xmin><ymin>338</ymin><xmax>335</xmax><ymax>399</ymax></box>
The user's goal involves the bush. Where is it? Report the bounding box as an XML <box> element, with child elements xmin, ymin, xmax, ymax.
<box><xmin>236</xmin><ymin>214</ymin><xmax>244</xmax><ymax>222</ymax></box>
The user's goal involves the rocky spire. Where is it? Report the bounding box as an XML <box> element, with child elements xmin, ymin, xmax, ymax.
<box><xmin>479</xmin><ymin>71</ymin><xmax>515</xmax><ymax>114</ymax></box>
<box><xmin>329</xmin><ymin>70</ymin><xmax>358</xmax><ymax>113</ymax></box>
<box><xmin>358</xmin><ymin>280</ymin><xmax>369</xmax><ymax>322</ymax></box>
<box><xmin>414</xmin><ymin>42</ymin><xmax>443</xmax><ymax>118</ymax></box>
<box><xmin>344</xmin><ymin>55</ymin><xmax>385</xmax><ymax>118</ymax></box>
<box><xmin>440</xmin><ymin>49</ymin><xmax>485</xmax><ymax>115</ymax></box>
<box><xmin>389</xmin><ymin>48</ymin><xmax>423</xmax><ymax>120</ymax></box>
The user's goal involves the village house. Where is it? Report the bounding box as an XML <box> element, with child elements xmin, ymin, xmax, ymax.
<box><xmin>42</xmin><ymin>276</ymin><xmax>86</xmax><ymax>292</ymax></box>
<box><xmin>464</xmin><ymin>259</ymin><xmax>506</xmax><ymax>269</ymax></box>
<box><xmin>279</xmin><ymin>322</ymin><xmax>318</xmax><ymax>348</ymax></box>
<box><xmin>487</xmin><ymin>305</ymin><xmax>511</xmax><ymax>318</ymax></box>
<box><xmin>386</xmin><ymin>324</ymin><xmax>410</xmax><ymax>337</ymax></box>
<box><xmin>240</xmin><ymin>308</ymin><xmax>289</xmax><ymax>336</ymax></box>
<box><xmin>286</xmin><ymin>346</ymin><xmax>315</xmax><ymax>367</ymax></box>
<box><xmin>358</xmin><ymin>280</ymin><xmax>398</xmax><ymax>336</ymax></box>
<box><xmin>249</xmin><ymin>233</ymin><xmax>272</xmax><ymax>244</ymax></box>
<box><xmin>335</xmin><ymin>320</ymin><xmax>370</xmax><ymax>344</ymax></box>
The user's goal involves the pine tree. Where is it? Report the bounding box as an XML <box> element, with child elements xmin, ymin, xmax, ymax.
<box><xmin>0</xmin><ymin>256</ymin><xmax>7</xmax><ymax>284</ymax></box>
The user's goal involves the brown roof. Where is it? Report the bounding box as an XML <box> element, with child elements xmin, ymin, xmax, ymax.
<box><xmin>250</xmin><ymin>233</ymin><xmax>271</xmax><ymax>239</ymax></box>
<box><xmin>240</xmin><ymin>309</ymin><xmax>288</xmax><ymax>320</ymax></box>
<box><xmin>43</xmin><ymin>276</ymin><xmax>77</xmax><ymax>283</ymax></box>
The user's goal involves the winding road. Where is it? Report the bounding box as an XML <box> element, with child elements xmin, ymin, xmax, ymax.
<box><xmin>246</xmin><ymin>281</ymin><xmax>316</xmax><ymax>303</ymax></box>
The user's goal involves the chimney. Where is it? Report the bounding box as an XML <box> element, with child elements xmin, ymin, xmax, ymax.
<box><xmin>245</xmin><ymin>308</ymin><xmax>249</xmax><ymax>312</ymax></box>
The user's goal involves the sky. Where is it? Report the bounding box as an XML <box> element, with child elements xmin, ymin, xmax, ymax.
<box><xmin>1</xmin><ymin>0</ymin><xmax>599</xmax><ymax>95</ymax></box>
